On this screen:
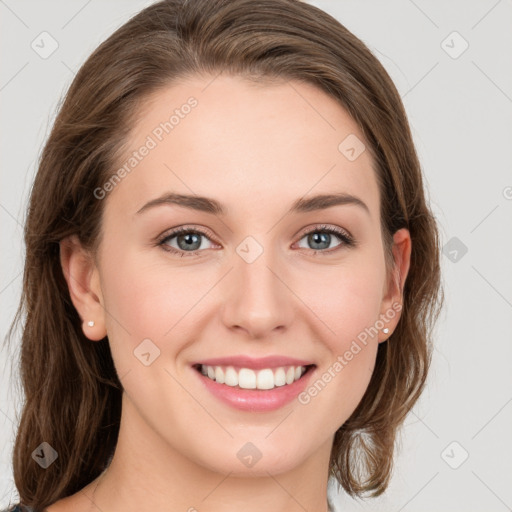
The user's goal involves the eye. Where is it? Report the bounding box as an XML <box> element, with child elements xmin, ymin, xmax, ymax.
<box><xmin>294</xmin><ymin>224</ymin><xmax>355</xmax><ymax>254</ymax></box>
<box><xmin>158</xmin><ymin>226</ymin><xmax>216</xmax><ymax>257</ymax></box>
<box><xmin>157</xmin><ymin>224</ymin><xmax>355</xmax><ymax>258</ymax></box>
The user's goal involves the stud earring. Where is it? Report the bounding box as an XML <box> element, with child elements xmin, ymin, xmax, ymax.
<box><xmin>382</xmin><ymin>328</ymin><xmax>389</xmax><ymax>334</ymax></box>
<box><xmin>87</xmin><ymin>321</ymin><xmax>95</xmax><ymax>327</ymax></box>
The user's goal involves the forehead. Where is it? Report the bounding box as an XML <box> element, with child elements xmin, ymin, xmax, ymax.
<box><xmin>106</xmin><ymin>74</ymin><xmax>380</xmax><ymax>221</ymax></box>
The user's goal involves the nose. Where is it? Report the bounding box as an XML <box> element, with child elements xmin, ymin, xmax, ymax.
<box><xmin>220</xmin><ymin>246</ymin><xmax>294</xmax><ymax>339</ymax></box>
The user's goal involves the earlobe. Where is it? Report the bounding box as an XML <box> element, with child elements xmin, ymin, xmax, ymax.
<box><xmin>59</xmin><ymin>235</ymin><xmax>106</xmax><ymax>341</ymax></box>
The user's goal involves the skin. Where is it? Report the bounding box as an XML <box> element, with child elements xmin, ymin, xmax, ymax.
<box><xmin>53</xmin><ymin>74</ymin><xmax>411</xmax><ymax>512</ymax></box>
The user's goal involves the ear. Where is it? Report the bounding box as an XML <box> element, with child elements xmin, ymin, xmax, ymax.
<box><xmin>378</xmin><ymin>228</ymin><xmax>411</xmax><ymax>343</ymax></box>
<box><xmin>59</xmin><ymin>235</ymin><xmax>107</xmax><ymax>341</ymax></box>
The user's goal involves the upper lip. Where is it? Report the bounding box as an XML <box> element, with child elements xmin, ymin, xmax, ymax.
<box><xmin>192</xmin><ymin>355</ymin><xmax>316</xmax><ymax>370</ymax></box>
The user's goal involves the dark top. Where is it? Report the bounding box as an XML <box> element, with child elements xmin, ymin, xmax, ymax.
<box><xmin>3</xmin><ymin>500</ymin><xmax>335</xmax><ymax>512</ymax></box>
<box><xmin>1</xmin><ymin>506</ymin><xmax>35</xmax><ymax>512</ymax></box>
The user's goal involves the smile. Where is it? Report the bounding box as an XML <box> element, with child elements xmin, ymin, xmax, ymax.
<box><xmin>192</xmin><ymin>363</ymin><xmax>317</xmax><ymax>412</ymax></box>
<box><xmin>194</xmin><ymin>364</ymin><xmax>314</xmax><ymax>390</ymax></box>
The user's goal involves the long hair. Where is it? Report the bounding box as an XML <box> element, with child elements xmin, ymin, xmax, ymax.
<box><xmin>5</xmin><ymin>0</ymin><xmax>444</xmax><ymax>508</ymax></box>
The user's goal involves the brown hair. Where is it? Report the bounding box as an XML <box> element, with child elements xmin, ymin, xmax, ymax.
<box><xmin>5</xmin><ymin>0</ymin><xmax>444</xmax><ymax>508</ymax></box>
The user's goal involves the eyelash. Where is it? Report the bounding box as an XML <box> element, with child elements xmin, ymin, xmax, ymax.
<box><xmin>156</xmin><ymin>224</ymin><xmax>356</xmax><ymax>258</ymax></box>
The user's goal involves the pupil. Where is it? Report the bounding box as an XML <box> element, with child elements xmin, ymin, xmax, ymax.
<box><xmin>179</xmin><ymin>233</ymin><xmax>200</xmax><ymax>250</ymax></box>
<box><xmin>310</xmin><ymin>232</ymin><xmax>329</xmax><ymax>250</ymax></box>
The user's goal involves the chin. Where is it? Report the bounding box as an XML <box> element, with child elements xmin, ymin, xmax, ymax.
<box><xmin>207</xmin><ymin>454</ymin><xmax>302</xmax><ymax>477</ymax></box>
<box><xmin>176</xmin><ymin>435</ymin><xmax>300</xmax><ymax>476</ymax></box>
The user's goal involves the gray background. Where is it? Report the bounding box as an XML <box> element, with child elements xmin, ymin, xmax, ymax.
<box><xmin>1</xmin><ymin>0</ymin><xmax>511</xmax><ymax>510</ymax></box>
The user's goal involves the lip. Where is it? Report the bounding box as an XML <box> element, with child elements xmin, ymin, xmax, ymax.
<box><xmin>192</xmin><ymin>355</ymin><xmax>315</xmax><ymax>370</ymax></box>
<box><xmin>192</xmin><ymin>364</ymin><xmax>317</xmax><ymax>412</ymax></box>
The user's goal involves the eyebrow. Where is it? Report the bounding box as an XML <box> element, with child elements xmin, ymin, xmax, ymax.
<box><xmin>136</xmin><ymin>192</ymin><xmax>370</xmax><ymax>216</ymax></box>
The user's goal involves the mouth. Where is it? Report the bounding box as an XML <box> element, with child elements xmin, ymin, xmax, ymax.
<box><xmin>192</xmin><ymin>363</ymin><xmax>316</xmax><ymax>391</ymax></box>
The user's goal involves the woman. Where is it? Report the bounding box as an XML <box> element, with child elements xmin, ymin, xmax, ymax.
<box><xmin>3</xmin><ymin>0</ymin><xmax>444</xmax><ymax>510</ymax></box>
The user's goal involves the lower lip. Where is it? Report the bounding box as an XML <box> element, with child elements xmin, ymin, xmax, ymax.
<box><xmin>194</xmin><ymin>366</ymin><xmax>316</xmax><ymax>412</ymax></box>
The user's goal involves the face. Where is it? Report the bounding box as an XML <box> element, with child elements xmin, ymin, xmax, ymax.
<box><xmin>71</xmin><ymin>74</ymin><xmax>409</xmax><ymax>477</ymax></box>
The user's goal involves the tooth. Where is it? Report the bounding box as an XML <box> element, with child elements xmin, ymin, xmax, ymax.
<box><xmin>215</xmin><ymin>366</ymin><xmax>225</xmax><ymax>384</ymax></box>
<box><xmin>224</xmin><ymin>366</ymin><xmax>238</xmax><ymax>387</ymax></box>
<box><xmin>238</xmin><ymin>368</ymin><xmax>257</xmax><ymax>389</ymax></box>
<box><xmin>274</xmin><ymin>367</ymin><xmax>286</xmax><ymax>386</ymax></box>
<box><xmin>201</xmin><ymin>364</ymin><xmax>308</xmax><ymax>387</ymax></box>
<box><xmin>257</xmin><ymin>369</ymin><xmax>275</xmax><ymax>390</ymax></box>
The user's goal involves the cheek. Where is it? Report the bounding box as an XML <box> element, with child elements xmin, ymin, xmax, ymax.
<box><xmin>294</xmin><ymin>254</ymin><xmax>384</xmax><ymax>409</ymax></box>
<box><xmin>298</xmin><ymin>274</ymin><xmax>382</xmax><ymax>427</ymax></box>
<box><xmin>99</xmin><ymin>248</ymin><xmax>214</xmax><ymax>349</ymax></box>
<box><xmin>300</xmin><ymin>254</ymin><xmax>385</xmax><ymax>347</ymax></box>
<box><xmin>98</xmin><ymin>248</ymin><xmax>190</xmax><ymax>345</ymax></box>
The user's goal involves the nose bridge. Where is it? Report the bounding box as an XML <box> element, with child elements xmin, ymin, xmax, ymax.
<box><xmin>222</xmin><ymin>236</ymin><xmax>293</xmax><ymax>337</ymax></box>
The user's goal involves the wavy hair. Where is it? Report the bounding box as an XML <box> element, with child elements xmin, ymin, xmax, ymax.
<box><xmin>5</xmin><ymin>0</ymin><xmax>444</xmax><ymax>508</ymax></box>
